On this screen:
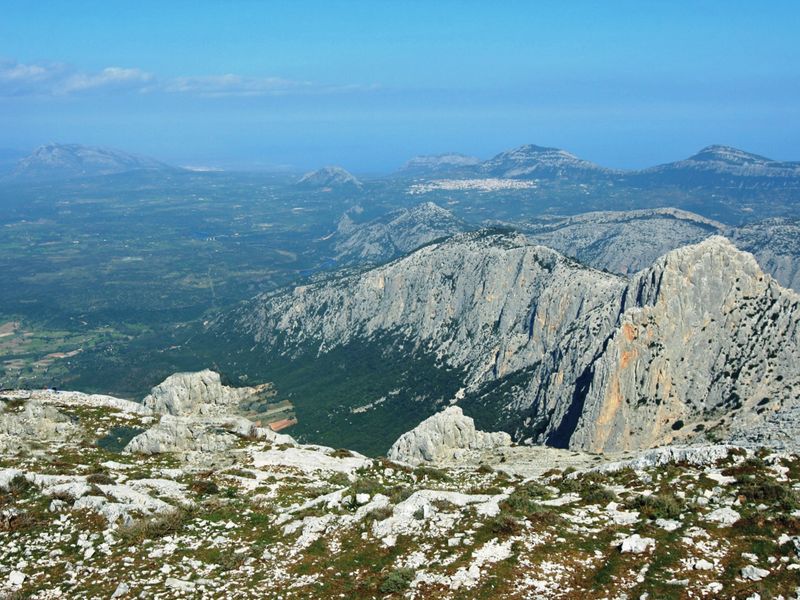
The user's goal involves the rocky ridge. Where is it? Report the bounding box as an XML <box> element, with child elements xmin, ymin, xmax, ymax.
<box><xmin>234</xmin><ymin>231</ymin><xmax>800</xmax><ymax>453</ymax></box>
<box><xmin>332</xmin><ymin>202</ymin><xmax>467</xmax><ymax>264</ymax></box>
<box><xmin>335</xmin><ymin>204</ymin><xmax>800</xmax><ymax>291</ymax></box>
<box><xmin>513</xmin><ymin>208</ymin><xmax>800</xmax><ymax>292</ymax></box>
<box><xmin>642</xmin><ymin>145</ymin><xmax>800</xmax><ymax>181</ymax></box>
<box><xmin>393</xmin><ymin>143</ymin><xmax>800</xmax><ymax>188</ymax></box>
<box><xmin>10</xmin><ymin>143</ymin><xmax>175</xmax><ymax>180</ymax></box>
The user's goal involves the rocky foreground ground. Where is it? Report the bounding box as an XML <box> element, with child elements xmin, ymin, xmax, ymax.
<box><xmin>1</xmin><ymin>376</ymin><xmax>800</xmax><ymax>599</ymax></box>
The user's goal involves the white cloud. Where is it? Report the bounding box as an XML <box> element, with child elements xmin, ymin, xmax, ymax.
<box><xmin>57</xmin><ymin>67</ymin><xmax>154</xmax><ymax>94</ymax></box>
<box><xmin>0</xmin><ymin>59</ymin><xmax>154</xmax><ymax>97</ymax></box>
<box><xmin>164</xmin><ymin>74</ymin><xmax>312</xmax><ymax>97</ymax></box>
<box><xmin>0</xmin><ymin>58</ymin><xmax>374</xmax><ymax>99</ymax></box>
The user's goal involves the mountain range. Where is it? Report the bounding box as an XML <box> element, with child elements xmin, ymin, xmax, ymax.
<box><xmin>215</xmin><ymin>229</ymin><xmax>800</xmax><ymax>454</ymax></box>
<box><xmin>8</xmin><ymin>143</ymin><xmax>178</xmax><ymax>180</ymax></box>
<box><xmin>333</xmin><ymin>202</ymin><xmax>800</xmax><ymax>292</ymax></box>
<box><xmin>396</xmin><ymin>143</ymin><xmax>800</xmax><ymax>188</ymax></box>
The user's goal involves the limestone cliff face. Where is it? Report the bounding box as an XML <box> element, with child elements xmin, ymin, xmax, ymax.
<box><xmin>240</xmin><ymin>230</ymin><xmax>625</xmax><ymax>392</ymax></box>
<box><xmin>571</xmin><ymin>236</ymin><xmax>800</xmax><ymax>452</ymax></box>
<box><xmin>234</xmin><ymin>232</ymin><xmax>800</xmax><ymax>453</ymax></box>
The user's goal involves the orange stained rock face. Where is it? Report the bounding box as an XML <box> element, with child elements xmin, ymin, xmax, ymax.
<box><xmin>620</xmin><ymin>349</ymin><xmax>637</xmax><ymax>370</ymax></box>
<box><xmin>622</xmin><ymin>322</ymin><xmax>637</xmax><ymax>342</ymax></box>
<box><xmin>598</xmin><ymin>375</ymin><xmax>623</xmax><ymax>428</ymax></box>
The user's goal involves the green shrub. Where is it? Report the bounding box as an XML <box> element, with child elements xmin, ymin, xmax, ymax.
<box><xmin>380</xmin><ymin>568</ymin><xmax>415</xmax><ymax>594</ymax></box>
<box><xmin>414</xmin><ymin>466</ymin><xmax>450</xmax><ymax>482</ymax></box>
<box><xmin>349</xmin><ymin>476</ymin><xmax>385</xmax><ymax>497</ymax></box>
<box><xmin>190</xmin><ymin>479</ymin><xmax>220</xmax><ymax>496</ymax></box>
<box><xmin>328</xmin><ymin>472</ymin><xmax>351</xmax><ymax>488</ymax></box>
<box><xmin>389</xmin><ymin>486</ymin><xmax>413</xmax><ymax>504</ymax></box>
<box><xmin>630</xmin><ymin>492</ymin><xmax>684</xmax><ymax>520</ymax></box>
<box><xmin>366</xmin><ymin>505</ymin><xmax>394</xmax><ymax>523</ymax></box>
<box><xmin>330</xmin><ymin>448</ymin><xmax>354</xmax><ymax>458</ymax></box>
<box><xmin>7</xmin><ymin>474</ymin><xmax>32</xmax><ymax>496</ymax></box>
<box><xmin>485</xmin><ymin>514</ymin><xmax>522</xmax><ymax>536</ymax></box>
<box><xmin>502</xmin><ymin>481</ymin><xmax>551</xmax><ymax>515</ymax></box>
<box><xmin>561</xmin><ymin>473</ymin><xmax>617</xmax><ymax>504</ymax></box>
<box><xmin>226</xmin><ymin>468</ymin><xmax>257</xmax><ymax>480</ymax></box>
<box><xmin>737</xmin><ymin>474</ymin><xmax>798</xmax><ymax>511</ymax></box>
<box><xmin>117</xmin><ymin>508</ymin><xmax>193</xmax><ymax>543</ymax></box>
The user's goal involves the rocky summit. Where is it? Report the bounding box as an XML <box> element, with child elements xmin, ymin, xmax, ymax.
<box><xmin>2</xmin><ymin>375</ymin><xmax>800</xmax><ymax>598</ymax></box>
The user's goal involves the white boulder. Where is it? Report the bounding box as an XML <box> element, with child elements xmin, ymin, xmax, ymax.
<box><xmin>620</xmin><ymin>534</ymin><xmax>655</xmax><ymax>554</ymax></box>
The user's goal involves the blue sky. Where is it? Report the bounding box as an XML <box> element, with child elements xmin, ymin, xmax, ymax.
<box><xmin>1</xmin><ymin>1</ymin><xmax>798</xmax><ymax>172</ymax></box>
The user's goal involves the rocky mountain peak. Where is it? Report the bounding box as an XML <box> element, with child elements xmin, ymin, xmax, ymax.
<box><xmin>654</xmin><ymin>234</ymin><xmax>760</xmax><ymax>273</ymax></box>
<box><xmin>644</xmin><ymin>146</ymin><xmax>800</xmax><ymax>179</ymax></box>
<box><xmin>331</xmin><ymin>203</ymin><xmax>467</xmax><ymax>264</ymax></box>
<box><xmin>296</xmin><ymin>166</ymin><xmax>362</xmax><ymax>189</ymax></box>
<box><xmin>482</xmin><ymin>143</ymin><xmax>613</xmax><ymax>178</ymax></box>
<box><xmin>689</xmin><ymin>145</ymin><xmax>772</xmax><ymax>165</ymax></box>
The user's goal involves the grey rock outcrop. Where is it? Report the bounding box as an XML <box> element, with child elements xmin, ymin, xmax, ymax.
<box><xmin>0</xmin><ymin>400</ymin><xmax>76</xmax><ymax>452</ymax></box>
<box><xmin>143</xmin><ymin>369</ymin><xmax>268</xmax><ymax>417</ymax></box>
<box><xmin>0</xmin><ymin>400</ymin><xmax>75</xmax><ymax>439</ymax></box>
<box><xmin>128</xmin><ymin>370</ymin><xmax>294</xmax><ymax>456</ymax></box>
<box><xmin>388</xmin><ymin>406</ymin><xmax>511</xmax><ymax>466</ymax></box>
<box><xmin>233</xmin><ymin>231</ymin><xmax>800</xmax><ymax>453</ymax></box>
<box><xmin>124</xmin><ymin>415</ymin><xmax>238</xmax><ymax>455</ymax></box>
<box><xmin>593</xmin><ymin>445</ymin><xmax>742</xmax><ymax>474</ymax></box>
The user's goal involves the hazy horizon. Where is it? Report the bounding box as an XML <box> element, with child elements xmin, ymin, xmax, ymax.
<box><xmin>2</xmin><ymin>1</ymin><xmax>798</xmax><ymax>172</ymax></box>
